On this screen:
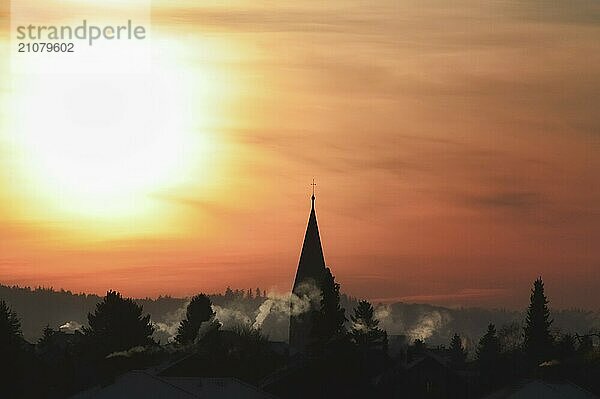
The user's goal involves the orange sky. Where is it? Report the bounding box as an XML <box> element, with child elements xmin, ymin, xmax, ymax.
<box><xmin>0</xmin><ymin>0</ymin><xmax>599</xmax><ymax>309</ymax></box>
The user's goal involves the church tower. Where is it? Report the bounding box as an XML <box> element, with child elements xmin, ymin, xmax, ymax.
<box><xmin>289</xmin><ymin>181</ymin><xmax>326</xmax><ymax>354</ymax></box>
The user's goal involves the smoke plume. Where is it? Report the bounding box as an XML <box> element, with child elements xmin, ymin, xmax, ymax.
<box><xmin>153</xmin><ymin>300</ymin><xmax>189</xmax><ymax>342</ymax></box>
<box><xmin>373</xmin><ymin>304</ymin><xmax>452</xmax><ymax>341</ymax></box>
<box><xmin>59</xmin><ymin>321</ymin><xmax>83</xmax><ymax>333</ymax></box>
<box><xmin>253</xmin><ymin>283</ymin><xmax>321</xmax><ymax>330</ymax></box>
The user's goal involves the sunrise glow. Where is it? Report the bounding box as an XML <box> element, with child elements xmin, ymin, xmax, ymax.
<box><xmin>0</xmin><ymin>0</ymin><xmax>598</xmax><ymax>308</ymax></box>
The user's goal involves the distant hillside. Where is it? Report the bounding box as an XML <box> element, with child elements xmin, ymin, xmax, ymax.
<box><xmin>1</xmin><ymin>284</ymin><xmax>599</xmax><ymax>351</ymax></box>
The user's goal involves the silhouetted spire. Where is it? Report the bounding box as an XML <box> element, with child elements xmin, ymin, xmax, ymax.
<box><xmin>293</xmin><ymin>185</ymin><xmax>325</xmax><ymax>290</ymax></box>
<box><xmin>289</xmin><ymin>183</ymin><xmax>327</xmax><ymax>354</ymax></box>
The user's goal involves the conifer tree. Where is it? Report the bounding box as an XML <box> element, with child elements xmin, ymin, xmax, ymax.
<box><xmin>0</xmin><ymin>300</ymin><xmax>21</xmax><ymax>341</ymax></box>
<box><xmin>0</xmin><ymin>300</ymin><xmax>24</xmax><ymax>397</ymax></box>
<box><xmin>477</xmin><ymin>324</ymin><xmax>501</xmax><ymax>375</ymax></box>
<box><xmin>175</xmin><ymin>293</ymin><xmax>217</xmax><ymax>344</ymax></box>
<box><xmin>523</xmin><ymin>277</ymin><xmax>553</xmax><ymax>364</ymax></box>
<box><xmin>449</xmin><ymin>333</ymin><xmax>467</xmax><ymax>367</ymax></box>
<box><xmin>84</xmin><ymin>290</ymin><xmax>154</xmax><ymax>356</ymax></box>
<box><xmin>351</xmin><ymin>300</ymin><xmax>387</xmax><ymax>350</ymax></box>
<box><xmin>312</xmin><ymin>267</ymin><xmax>346</xmax><ymax>345</ymax></box>
<box><xmin>38</xmin><ymin>324</ymin><xmax>55</xmax><ymax>348</ymax></box>
<box><xmin>0</xmin><ymin>299</ymin><xmax>22</xmax><ymax>355</ymax></box>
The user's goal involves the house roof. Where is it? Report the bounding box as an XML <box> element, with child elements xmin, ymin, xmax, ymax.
<box><xmin>482</xmin><ymin>379</ymin><xmax>599</xmax><ymax>399</ymax></box>
<box><xmin>69</xmin><ymin>371</ymin><xmax>278</xmax><ymax>399</ymax></box>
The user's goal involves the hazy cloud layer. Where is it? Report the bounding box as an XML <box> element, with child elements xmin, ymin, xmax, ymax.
<box><xmin>0</xmin><ymin>1</ymin><xmax>598</xmax><ymax>308</ymax></box>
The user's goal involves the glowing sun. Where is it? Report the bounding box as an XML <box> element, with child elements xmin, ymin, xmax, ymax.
<box><xmin>8</xmin><ymin>41</ymin><xmax>217</xmax><ymax>226</ymax></box>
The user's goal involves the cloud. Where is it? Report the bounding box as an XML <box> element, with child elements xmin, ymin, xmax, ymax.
<box><xmin>392</xmin><ymin>288</ymin><xmax>511</xmax><ymax>304</ymax></box>
<box><xmin>1</xmin><ymin>0</ymin><xmax>599</xmax><ymax>309</ymax></box>
<box><xmin>511</xmin><ymin>0</ymin><xmax>600</xmax><ymax>25</ymax></box>
<box><xmin>465</xmin><ymin>192</ymin><xmax>543</xmax><ymax>210</ymax></box>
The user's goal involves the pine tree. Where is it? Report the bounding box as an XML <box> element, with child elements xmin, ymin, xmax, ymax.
<box><xmin>350</xmin><ymin>300</ymin><xmax>387</xmax><ymax>350</ymax></box>
<box><xmin>175</xmin><ymin>293</ymin><xmax>217</xmax><ymax>344</ymax></box>
<box><xmin>523</xmin><ymin>277</ymin><xmax>553</xmax><ymax>364</ymax></box>
<box><xmin>84</xmin><ymin>290</ymin><xmax>154</xmax><ymax>356</ymax></box>
<box><xmin>477</xmin><ymin>324</ymin><xmax>501</xmax><ymax>375</ymax></box>
<box><xmin>312</xmin><ymin>267</ymin><xmax>346</xmax><ymax>346</ymax></box>
<box><xmin>0</xmin><ymin>301</ymin><xmax>24</xmax><ymax>399</ymax></box>
<box><xmin>1</xmin><ymin>301</ymin><xmax>23</xmax><ymax>356</ymax></box>
<box><xmin>38</xmin><ymin>324</ymin><xmax>55</xmax><ymax>348</ymax></box>
<box><xmin>0</xmin><ymin>300</ymin><xmax>22</xmax><ymax>354</ymax></box>
<box><xmin>449</xmin><ymin>333</ymin><xmax>467</xmax><ymax>368</ymax></box>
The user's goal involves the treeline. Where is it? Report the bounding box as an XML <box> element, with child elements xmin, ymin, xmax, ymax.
<box><xmin>0</xmin><ymin>284</ymin><xmax>358</xmax><ymax>342</ymax></box>
<box><xmin>0</xmin><ymin>284</ymin><xmax>265</xmax><ymax>340</ymax></box>
<box><xmin>416</xmin><ymin>278</ymin><xmax>600</xmax><ymax>396</ymax></box>
<box><xmin>2</xmin><ymin>283</ymin><xmax>598</xmax><ymax>346</ymax></box>
<box><xmin>0</xmin><ymin>269</ymin><xmax>376</xmax><ymax>398</ymax></box>
<box><xmin>2</xmin><ymin>275</ymin><xmax>600</xmax><ymax>398</ymax></box>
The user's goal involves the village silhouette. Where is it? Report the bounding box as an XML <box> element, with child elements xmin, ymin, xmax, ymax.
<box><xmin>1</xmin><ymin>191</ymin><xmax>599</xmax><ymax>398</ymax></box>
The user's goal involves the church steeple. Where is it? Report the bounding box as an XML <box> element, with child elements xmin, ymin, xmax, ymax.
<box><xmin>293</xmin><ymin>181</ymin><xmax>325</xmax><ymax>290</ymax></box>
<box><xmin>289</xmin><ymin>182</ymin><xmax>327</xmax><ymax>354</ymax></box>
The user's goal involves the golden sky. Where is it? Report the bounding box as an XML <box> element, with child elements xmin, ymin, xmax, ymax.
<box><xmin>0</xmin><ymin>0</ymin><xmax>599</xmax><ymax>308</ymax></box>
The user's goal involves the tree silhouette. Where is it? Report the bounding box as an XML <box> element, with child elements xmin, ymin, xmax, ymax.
<box><xmin>175</xmin><ymin>293</ymin><xmax>216</xmax><ymax>345</ymax></box>
<box><xmin>166</xmin><ymin>324</ymin><xmax>284</xmax><ymax>385</ymax></box>
<box><xmin>38</xmin><ymin>324</ymin><xmax>55</xmax><ymax>347</ymax></box>
<box><xmin>312</xmin><ymin>267</ymin><xmax>346</xmax><ymax>347</ymax></box>
<box><xmin>0</xmin><ymin>300</ymin><xmax>24</xmax><ymax>395</ymax></box>
<box><xmin>449</xmin><ymin>333</ymin><xmax>467</xmax><ymax>368</ymax></box>
<box><xmin>523</xmin><ymin>277</ymin><xmax>553</xmax><ymax>364</ymax></box>
<box><xmin>350</xmin><ymin>300</ymin><xmax>387</xmax><ymax>350</ymax></box>
<box><xmin>477</xmin><ymin>324</ymin><xmax>501</xmax><ymax>378</ymax></box>
<box><xmin>83</xmin><ymin>290</ymin><xmax>154</xmax><ymax>356</ymax></box>
<box><xmin>0</xmin><ymin>299</ymin><xmax>22</xmax><ymax>346</ymax></box>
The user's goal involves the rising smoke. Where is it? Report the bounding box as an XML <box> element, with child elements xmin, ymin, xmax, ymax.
<box><xmin>59</xmin><ymin>321</ymin><xmax>83</xmax><ymax>333</ymax></box>
<box><xmin>153</xmin><ymin>301</ymin><xmax>189</xmax><ymax>341</ymax></box>
<box><xmin>56</xmin><ymin>288</ymin><xmax>514</xmax><ymax>350</ymax></box>
<box><xmin>253</xmin><ymin>282</ymin><xmax>322</xmax><ymax>330</ymax></box>
<box><xmin>151</xmin><ymin>283</ymin><xmax>322</xmax><ymax>343</ymax></box>
<box><xmin>373</xmin><ymin>304</ymin><xmax>453</xmax><ymax>341</ymax></box>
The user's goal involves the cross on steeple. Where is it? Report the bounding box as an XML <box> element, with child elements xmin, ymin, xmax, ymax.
<box><xmin>291</xmin><ymin>177</ymin><xmax>326</xmax><ymax>354</ymax></box>
<box><xmin>311</xmin><ymin>178</ymin><xmax>316</xmax><ymax>208</ymax></box>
